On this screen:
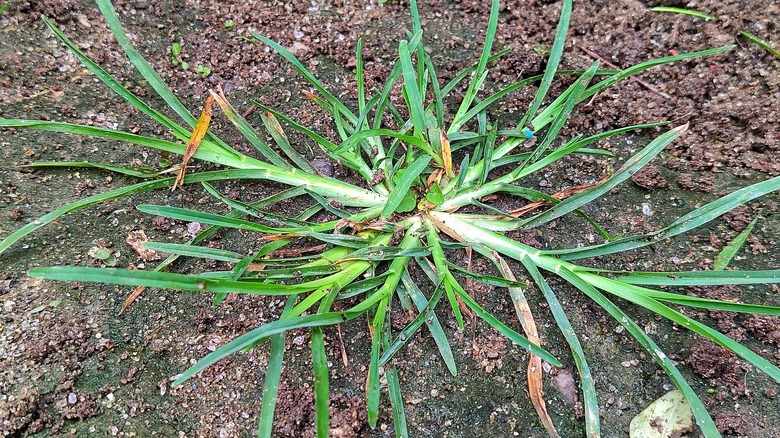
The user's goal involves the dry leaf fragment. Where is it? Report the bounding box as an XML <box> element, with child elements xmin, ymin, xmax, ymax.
<box><xmin>172</xmin><ymin>94</ymin><xmax>214</xmax><ymax>190</ymax></box>
<box><xmin>629</xmin><ymin>390</ymin><xmax>693</xmax><ymax>437</ymax></box>
<box><xmin>440</xmin><ymin>130</ymin><xmax>454</xmax><ymax>178</ymax></box>
<box><xmin>125</xmin><ymin>230</ymin><xmax>160</xmax><ymax>261</ymax></box>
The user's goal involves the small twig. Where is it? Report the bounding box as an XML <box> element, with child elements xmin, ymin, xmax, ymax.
<box><xmin>580</xmin><ymin>46</ymin><xmax>672</xmax><ymax>99</ymax></box>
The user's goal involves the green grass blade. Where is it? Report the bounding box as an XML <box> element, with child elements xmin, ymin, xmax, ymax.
<box><xmin>582</xmin><ymin>273</ymin><xmax>780</xmax><ymax>382</ymax></box>
<box><xmin>446</xmin><ymin>262</ymin><xmax>527</xmax><ymax>288</ymax></box>
<box><xmin>450</xmin><ymin>74</ymin><xmax>543</xmax><ymax>134</ymax></box>
<box><xmin>520</xmin><ymin>261</ymin><xmax>600</xmax><ymax>437</ymax></box>
<box><xmin>311</xmin><ymin>326</ymin><xmax>330</xmax><ymax>437</ymax></box>
<box><xmin>651</xmin><ymin>6</ymin><xmax>714</xmax><ymax>20</ymax></box>
<box><xmin>554</xmin><ymin>268</ymin><xmax>721</xmax><ymax>437</ymax></box>
<box><xmin>532</xmin><ymin>46</ymin><xmax>735</xmax><ymax>130</ymax></box>
<box><xmin>520</xmin><ymin>124</ymin><xmax>686</xmax><ymax>229</ymax></box>
<box><xmin>713</xmin><ymin>216</ymin><xmax>759</xmax><ymax>270</ymax></box>
<box><xmin>615</xmin><ymin>269</ymin><xmax>780</xmax><ymax>286</ymax></box>
<box><xmin>258</xmin><ymin>113</ymin><xmax>316</xmax><ymax>173</ymax></box>
<box><xmin>453</xmin><ymin>283</ymin><xmax>562</xmax><ymax>367</ymax></box>
<box><xmin>257</xmin><ymin>295</ymin><xmax>297</xmax><ymax>438</ymax></box>
<box><xmin>386</xmin><ymin>365</ymin><xmax>408</xmax><ymax>438</ymax></box>
<box><xmin>551</xmin><ymin>175</ymin><xmax>780</xmax><ymax>260</ymax></box>
<box><xmin>338</xmin><ymin>129</ymin><xmax>436</xmax><ymax>158</ymax></box>
<box><xmin>424</xmin><ymin>227</ymin><xmax>465</xmax><ymax>329</ymax></box>
<box><xmin>172</xmin><ymin>312</ymin><xmax>355</xmax><ymax>387</ymax></box>
<box><xmin>253</xmin><ymin>102</ymin><xmax>374</xmax><ymax>182</ymax></box>
<box><xmin>422</xmin><ymin>51</ymin><xmax>444</xmax><ymax>128</ymax></box>
<box><xmin>480</xmin><ymin>128</ymin><xmax>497</xmax><ymax>185</ymax></box>
<box><xmin>201</xmin><ymin>182</ymin><xmax>309</xmax><ymax>226</ymax></box>
<box><xmin>451</xmin><ymin>0</ymin><xmax>500</xmax><ymax>126</ymax></box>
<box><xmin>136</xmin><ymin>205</ymin><xmax>290</xmax><ymax>234</ymax></box>
<box><xmin>356</xmin><ymin>38</ymin><xmax>366</xmax><ymax>113</ymax></box>
<box><xmin>131</xmin><ymin>186</ymin><xmax>311</xmax><ymax>291</ymax></box>
<box><xmin>304</xmin><ymin>189</ymin><xmax>351</xmax><ymax>219</ymax></box>
<box><xmin>22</xmin><ymin>161</ymin><xmax>169</xmax><ymax>178</ymax></box>
<box><xmin>519</xmin><ymin>62</ymin><xmax>598</xmax><ymax>170</ymax></box>
<box><xmin>381</xmin><ymin>284</ymin><xmax>408</xmax><ymax>438</ymax></box>
<box><xmin>521</xmin><ymin>0</ymin><xmax>572</xmax><ymax>124</ymax></box>
<box><xmin>398</xmin><ymin>36</ymin><xmax>427</xmax><ymax>137</ymax></box>
<box><xmin>0</xmin><ymin>119</ymin><xmax>243</xmax><ymax>167</ymax></box>
<box><xmin>41</xmin><ymin>16</ymin><xmax>190</xmax><ymax>140</ymax></box>
<box><xmin>338</xmin><ymin>246</ymin><xmax>430</xmax><ymax>263</ymax></box>
<box><xmin>0</xmin><ymin>176</ymin><xmax>173</xmax><ymax>257</ymax></box>
<box><xmin>440</xmin><ymin>48</ymin><xmax>511</xmax><ymax>97</ymax></box>
<box><xmin>740</xmin><ymin>31</ymin><xmax>780</xmax><ymax>58</ymax></box>
<box><xmin>210</xmin><ymin>92</ymin><xmax>291</xmax><ymax>169</ymax></box>
<box><xmin>27</xmin><ymin>266</ymin><xmax>314</xmax><ymax>295</ymax></box>
<box><xmin>379</xmin><ymin>286</ymin><xmax>445</xmax><ymax>366</ymax></box>
<box><xmin>382</xmin><ymin>156</ymin><xmax>430</xmax><ymax>218</ymax></box>
<box><xmin>142</xmin><ymin>242</ymin><xmax>244</xmax><ymax>263</ymax></box>
<box><xmin>250</xmin><ymin>32</ymin><xmax>357</xmax><ymax>124</ymax></box>
<box><xmin>367</xmin><ymin>295</ymin><xmax>389</xmax><ymax>427</ymax></box>
<box><xmin>400</xmin><ymin>271</ymin><xmax>457</xmax><ymax>375</ymax></box>
<box><xmin>372</xmin><ymin>61</ymin><xmax>406</xmax><ymax>129</ymax></box>
<box><xmin>336</xmin><ymin>274</ymin><xmax>388</xmax><ymax>300</ymax></box>
<box><xmin>96</xmin><ymin>0</ymin><xmax>198</xmax><ymax>128</ymax></box>
<box><xmin>3</xmin><ymin>119</ymin><xmax>380</xmax><ymax>207</ymax></box>
<box><xmin>250</xmin><ymin>103</ymin><xmax>336</xmax><ymax>151</ymax></box>
<box><xmin>580</xmin><ymin>276</ymin><xmax>780</xmax><ymax>316</ymax></box>
<box><xmin>346</xmin><ymin>228</ymin><xmax>421</xmax><ymax>315</ymax></box>
<box><xmin>441</xmin><ymin>211</ymin><xmax>720</xmax><ymax>436</ymax></box>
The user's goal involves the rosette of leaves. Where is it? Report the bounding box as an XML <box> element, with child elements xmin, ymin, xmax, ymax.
<box><xmin>1</xmin><ymin>0</ymin><xmax>779</xmax><ymax>436</ymax></box>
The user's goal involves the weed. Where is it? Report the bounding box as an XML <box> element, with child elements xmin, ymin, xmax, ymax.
<box><xmin>195</xmin><ymin>65</ymin><xmax>212</xmax><ymax>77</ymax></box>
<box><xmin>740</xmin><ymin>30</ymin><xmax>780</xmax><ymax>58</ymax></box>
<box><xmin>650</xmin><ymin>6</ymin><xmax>715</xmax><ymax>21</ymax></box>
<box><xmin>1</xmin><ymin>0</ymin><xmax>779</xmax><ymax>436</ymax></box>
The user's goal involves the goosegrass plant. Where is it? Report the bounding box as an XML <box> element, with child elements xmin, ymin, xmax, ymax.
<box><xmin>2</xmin><ymin>0</ymin><xmax>780</xmax><ymax>436</ymax></box>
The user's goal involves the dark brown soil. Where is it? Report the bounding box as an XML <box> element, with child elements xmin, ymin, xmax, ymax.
<box><xmin>631</xmin><ymin>165</ymin><xmax>668</xmax><ymax>190</ymax></box>
<box><xmin>1</xmin><ymin>0</ymin><xmax>779</xmax><ymax>437</ymax></box>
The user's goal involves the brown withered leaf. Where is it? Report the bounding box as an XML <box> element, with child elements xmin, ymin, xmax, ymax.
<box><xmin>125</xmin><ymin>230</ymin><xmax>160</xmax><ymax>261</ymax></box>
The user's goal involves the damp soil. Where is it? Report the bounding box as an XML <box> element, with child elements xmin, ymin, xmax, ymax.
<box><xmin>1</xmin><ymin>0</ymin><xmax>779</xmax><ymax>437</ymax></box>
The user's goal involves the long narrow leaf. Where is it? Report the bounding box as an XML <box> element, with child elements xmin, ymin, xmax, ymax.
<box><xmin>520</xmin><ymin>124</ymin><xmax>687</xmax><ymax>229</ymax></box>
<box><xmin>713</xmin><ymin>216</ymin><xmax>759</xmax><ymax>270</ymax></box>
<box><xmin>382</xmin><ymin>156</ymin><xmax>430</xmax><ymax>218</ymax></box>
<box><xmin>257</xmin><ymin>295</ymin><xmax>298</xmax><ymax>438</ymax></box>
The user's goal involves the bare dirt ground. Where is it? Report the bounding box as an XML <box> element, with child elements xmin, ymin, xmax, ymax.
<box><xmin>1</xmin><ymin>0</ymin><xmax>779</xmax><ymax>436</ymax></box>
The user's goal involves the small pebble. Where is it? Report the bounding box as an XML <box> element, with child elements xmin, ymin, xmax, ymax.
<box><xmin>187</xmin><ymin>222</ymin><xmax>202</xmax><ymax>236</ymax></box>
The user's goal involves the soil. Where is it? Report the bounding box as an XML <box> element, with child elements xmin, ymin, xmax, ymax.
<box><xmin>1</xmin><ymin>0</ymin><xmax>779</xmax><ymax>437</ymax></box>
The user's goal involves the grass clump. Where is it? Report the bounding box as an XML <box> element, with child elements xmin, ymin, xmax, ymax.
<box><xmin>1</xmin><ymin>0</ymin><xmax>779</xmax><ymax>436</ymax></box>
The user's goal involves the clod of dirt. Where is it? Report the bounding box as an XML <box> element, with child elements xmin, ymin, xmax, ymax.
<box><xmin>57</xmin><ymin>392</ymin><xmax>101</xmax><ymax>421</ymax></box>
<box><xmin>551</xmin><ymin>368</ymin><xmax>579</xmax><ymax>408</ymax></box>
<box><xmin>261</xmin><ymin>368</ymin><xmax>367</xmax><ymax>437</ymax></box>
<box><xmin>126</xmin><ymin>229</ymin><xmax>161</xmax><ymax>261</ymax></box>
<box><xmin>722</xmin><ymin>205</ymin><xmax>753</xmax><ymax>232</ymax></box>
<box><xmin>273</xmin><ymin>381</ymin><xmax>314</xmax><ymax>438</ymax></box>
<box><xmin>687</xmin><ymin>340</ymin><xmax>750</xmax><ymax>398</ymax></box>
<box><xmin>677</xmin><ymin>174</ymin><xmax>715</xmax><ymax>193</ymax></box>
<box><xmin>311</xmin><ymin>158</ymin><xmax>335</xmax><ymax>177</ymax></box>
<box><xmin>744</xmin><ymin>315</ymin><xmax>780</xmax><ymax>346</ymax></box>
<box><xmin>713</xmin><ymin>411</ymin><xmax>749</xmax><ymax>435</ymax></box>
<box><xmin>631</xmin><ymin>166</ymin><xmax>667</xmax><ymax>190</ymax></box>
<box><xmin>0</xmin><ymin>386</ymin><xmax>40</xmax><ymax>436</ymax></box>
